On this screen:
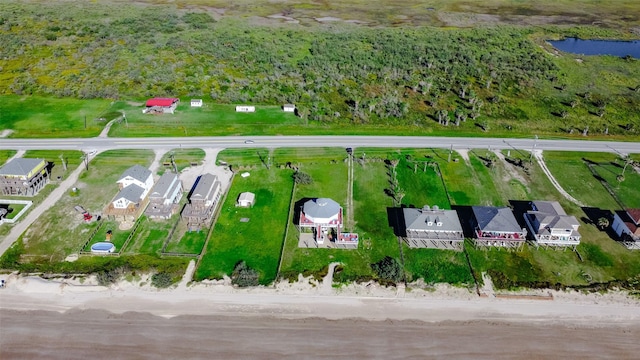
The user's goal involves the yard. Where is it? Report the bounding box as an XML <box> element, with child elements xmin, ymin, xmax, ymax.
<box><xmin>17</xmin><ymin>149</ymin><xmax>154</xmax><ymax>260</ymax></box>
<box><xmin>543</xmin><ymin>151</ymin><xmax>640</xmax><ymax>209</ymax></box>
<box><xmin>195</xmin><ymin>167</ymin><xmax>294</xmax><ymax>284</ymax></box>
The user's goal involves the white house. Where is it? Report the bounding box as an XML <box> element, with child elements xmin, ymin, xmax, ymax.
<box><xmin>237</xmin><ymin>192</ymin><xmax>255</xmax><ymax>207</ymax></box>
<box><xmin>524</xmin><ymin>201</ymin><xmax>581</xmax><ymax>248</ymax></box>
<box><xmin>283</xmin><ymin>104</ymin><xmax>296</xmax><ymax>112</ymax></box>
<box><xmin>116</xmin><ymin>165</ymin><xmax>154</xmax><ymax>200</ymax></box>
<box><xmin>145</xmin><ymin>172</ymin><xmax>183</xmax><ymax>219</ymax></box>
<box><xmin>235</xmin><ymin>105</ymin><xmax>256</xmax><ymax>113</ymax></box>
<box><xmin>190</xmin><ymin>99</ymin><xmax>203</xmax><ymax>107</ymax></box>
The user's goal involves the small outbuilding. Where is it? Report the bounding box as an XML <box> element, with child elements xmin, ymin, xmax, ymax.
<box><xmin>235</xmin><ymin>105</ymin><xmax>256</xmax><ymax>113</ymax></box>
<box><xmin>190</xmin><ymin>99</ymin><xmax>203</xmax><ymax>107</ymax></box>
<box><xmin>283</xmin><ymin>104</ymin><xmax>296</xmax><ymax>112</ymax></box>
<box><xmin>236</xmin><ymin>192</ymin><xmax>256</xmax><ymax>208</ymax></box>
<box><xmin>144</xmin><ymin>98</ymin><xmax>179</xmax><ymax>114</ymax></box>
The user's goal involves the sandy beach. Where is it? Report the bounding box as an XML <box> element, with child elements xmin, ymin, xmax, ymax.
<box><xmin>1</xmin><ymin>268</ymin><xmax>640</xmax><ymax>359</ymax></box>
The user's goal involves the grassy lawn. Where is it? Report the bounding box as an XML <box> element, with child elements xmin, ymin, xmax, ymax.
<box><xmin>19</xmin><ymin>149</ymin><xmax>154</xmax><ymax>260</ymax></box>
<box><xmin>589</xmin><ymin>158</ymin><xmax>640</xmax><ymax>208</ymax></box>
<box><xmin>108</xmin><ymin>102</ymin><xmax>303</xmax><ymax>137</ymax></box>
<box><xmin>165</xmin><ymin>223</ymin><xmax>208</xmax><ymax>254</ymax></box>
<box><xmin>217</xmin><ymin>148</ymin><xmax>271</xmax><ymax>168</ymax></box>
<box><xmin>1</xmin><ymin>202</ymin><xmax>27</xmax><ymax>219</ymax></box>
<box><xmin>195</xmin><ymin>168</ymin><xmax>294</xmax><ymax>284</ymax></box>
<box><xmin>402</xmin><ymin>247</ymin><xmax>474</xmax><ymax>285</ymax></box>
<box><xmin>544</xmin><ymin>151</ymin><xmax>626</xmax><ymax>209</ymax></box>
<box><xmin>0</xmin><ymin>150</ymin><xmax>17</xmax><ymax>164</ymax></box>
<box><xmin>159</xmin><ymin>148</ymin><xmax>206</xmax><ymax>173</ymax></box>
<box><xmin>123</xmin><ymin>216</ymin><xmax>176</xmax><ymax>255</ymax></box>
<box><xmin>0</xmin><ymin>95</ymin><xmax>113</xmax><ymax>138</ymax></box>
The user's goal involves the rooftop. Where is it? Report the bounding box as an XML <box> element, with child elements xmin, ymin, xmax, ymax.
<box><xmin>472</xmin><ymin>206</ymin><xmax>522</xmax><ymax>233</ymax></box>
<box><xmin>119</xmin><ymin>165</ymin><xmax>152</xmax><ymax>183</ymax></box>
<box><xmin>0</xmin><ymin>158</ymin><xmax>45</xmax><ymax>177</ymax></box>
<box><xmin>403</xmin><ymin>207</ymin><xmax>463</xmax><ymax>233</ymax></box>
<box><xmin>150</xmin><ymin>172</ymin><xmax>180</xmax><ymax>199</ymax></box>
<box><xmin>303</xmin><ymin>198</ymin><xmax>341</xmax><ymax>219</ymax></box>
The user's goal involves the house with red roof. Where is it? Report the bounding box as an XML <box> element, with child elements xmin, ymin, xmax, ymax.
<box><xmin>143</xmin><ymin>98</ymin><xmax>180</xmax><ymax>114</ymax></box>
<box><xmin>612</xmin><ymin>208</ymin><xmax>640</xmax><ymax>249</ymax></box>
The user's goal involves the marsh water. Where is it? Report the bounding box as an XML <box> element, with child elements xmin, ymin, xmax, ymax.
<box><xmin>548</xmin><ymin>38</ymin><xmax>640</xmax><ymax>58</ymax></box>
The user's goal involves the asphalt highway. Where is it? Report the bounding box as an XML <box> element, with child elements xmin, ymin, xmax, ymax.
<box><xmin>1</xmin><ymin>135</ymin><xmax>639</xmax><ymax>154</ymax></box>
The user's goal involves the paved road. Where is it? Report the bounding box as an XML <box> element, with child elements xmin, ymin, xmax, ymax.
<box><xmin>1</xmin><ymin>135</ymin><xmax>640</xmax><ymax>153</ymax></box>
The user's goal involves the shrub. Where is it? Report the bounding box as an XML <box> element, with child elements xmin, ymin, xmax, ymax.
<box><xmin>231</xmin><ymin>261</ymin><xmax>259</xmax><ymax>287</ymax></box>
<box><xmin>293</xmin><ymin>171</ymin><xmax>313</xmax><ymax>185</ymax></box>
<box><xmin>371</xmin><ymin>256</ymin><xmax>403</xmax><ymax>284</ymax></box>
<box><xmin>151</xmin><ymin>272</ymin><xmax>174</xmax><ymax>288</ymax></box>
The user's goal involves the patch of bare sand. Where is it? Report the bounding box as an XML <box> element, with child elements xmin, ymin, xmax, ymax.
<box><xmin>0</xmin><ymin>129</ymin><xmax>14</xmax><ymax>138</ymax></box>
<box><xmin>179</xmin><ymin>148</ymin><xmax>232</xmax><ymax>193</ymax></box>
<box><xmin>493</xmin><ymin>150</ymin><xmax>530</xmax><ymax>189</ymax></box>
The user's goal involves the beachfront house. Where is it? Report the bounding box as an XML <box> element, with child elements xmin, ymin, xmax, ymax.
<box><xmin>181</xmin><ymin>173</ymin><xmax>222</xmax><ymax>231</ymax></box>
<box><xmin>612</xmin><ymin>208</ymin><xmax>640</xmax><ymax>250</ymax></box>
<box><xmin>297</xmin><ymin>197</ymin><xmax>358</xmax><ymax>249</ymax></box>
<box><xmin>0</xmin><ymin>158</ymin><xmax>49</xmax><ymax>196</ymax></box>
<box><xmin>403</xmin><ymin>205</ymin><xmax>464</xmax><ymax>251</ymax></box>
<box><xmin>472</xmin><ymin>206</ymin><xmax>527</xmax><ymax>250</ymax></box>
<box><xmin>105</xmin><ymin>165</ymin><xmax>154</xmax><ymax>221</ymax></box>
<box><xmin>145</xmin><ymin>172</ymin><xmax>183</xmax><ymax>219</ymax></box>
<box><xmin>524</xmin><ymin>201</ymin><xmax>581</xmax><ymax>249</ymax></box>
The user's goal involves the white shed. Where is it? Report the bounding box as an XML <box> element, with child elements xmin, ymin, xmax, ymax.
<box><xmin>283</xmin><ymin>104</ymin><xmax>296</xmax><ymax>112</ymax></box>
<box><xmin>235</xmin><ymin>105</ymin><xmax>256</xmax><ymax>113</ymax></box>
<box><xmin>237</xmin><ymin>192</ymin><xmax>256</xmax><ymax>207</ymax></box>
<box><xmin>191</xmin><ymin>99</ymin><xmax>203</xmax><ymax>107</ymax></box>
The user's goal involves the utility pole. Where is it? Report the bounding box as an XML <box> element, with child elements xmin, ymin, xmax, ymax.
<box><xmin>529</xmin><ymin>135</ymin><xmax>538</xmax><ymax>165</ymax></box>
<box><xmin>448</xmin><ymin>144</ymin><xmax>453</xmax><ymax>163</ymax></box>
<box><xmin>84</xmin><ymin>115</ymin><xmax>87</xmax><ymax>129</ymax></box>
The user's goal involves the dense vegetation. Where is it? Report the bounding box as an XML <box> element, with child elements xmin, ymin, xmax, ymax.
<box><xmin>2</xmin><ymin>1</ymin><xmax>639</xmax><ymax>136</ymax></box>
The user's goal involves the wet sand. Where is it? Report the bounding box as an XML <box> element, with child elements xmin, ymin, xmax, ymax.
<box><xmin>2</xmin><ymin>309</ymin><xmax>639</xmax><ymax>359</ymax></box>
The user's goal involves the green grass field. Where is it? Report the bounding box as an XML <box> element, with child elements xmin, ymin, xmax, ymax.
<box><xmin>0</xmin><ymin>150</ymin><xmax>17</xmax><ymax>164</ymax></box>
<box><xmin>165</xmin><ymin>226</ymin><xmax>208</xmax><ymax>254</ymax></box>
<box><xmin>123</xmin><ymin>216</ymin><xmax>175</xmax><ymax>255</ymax></box>
<box><xmin>543</xmin><ymin>151</ymin><xmax>633</xmax><ymax>209</ymax></box>
<box><xmin>195</xmin><ymin>168</ymin><xmax>294</xmax><ymax>284</ymax></box>
<box><xmin>0</xmin><ymin>95</ymin><xmax>113</xmax><ymax>138</ymax></box>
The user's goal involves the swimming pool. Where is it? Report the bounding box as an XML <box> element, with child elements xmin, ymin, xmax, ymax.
<box><xmin>91</xmin><ymin>242</ymin><xmax>115</xmax><ymax>253</ymax></box>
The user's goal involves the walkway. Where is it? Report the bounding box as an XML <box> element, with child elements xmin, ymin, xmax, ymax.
<box><xmin>533</xmin><ymin>150</ymin><xmax>585</xmax><ymax>207</ymax></box>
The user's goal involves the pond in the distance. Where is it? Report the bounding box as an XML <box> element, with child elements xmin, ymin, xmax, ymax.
<box><xmin>548</xmin><ymin>38</ymin><xmax>640</xmax><ymax>58</ymax></box>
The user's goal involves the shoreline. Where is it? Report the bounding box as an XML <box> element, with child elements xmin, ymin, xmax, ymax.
<box><xmin>2</xmin><ymin>271</ymin><xmax>639</xmax><ymax>325</ymax></box>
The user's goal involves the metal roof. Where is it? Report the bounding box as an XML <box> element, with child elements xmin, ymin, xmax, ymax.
<box><xmin>0</xmin><ymin>158</ymin><xmax>45</xmax><ymax>176</ymax></box>
<box><xmin>150</xmin><ymin>172</ymin><xmax>180</xmax><ymax>199</ymax></box>
<box><xmin>146</xmin><ymin>98</ymin><xmax>179</xmax><ymax>107</ymax></box>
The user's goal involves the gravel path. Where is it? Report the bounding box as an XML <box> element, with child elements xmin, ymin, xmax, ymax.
<box><xmin>533</xmin><ymin>150</ymin><xmax>585</xmax><ymax>207</ymax></box>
